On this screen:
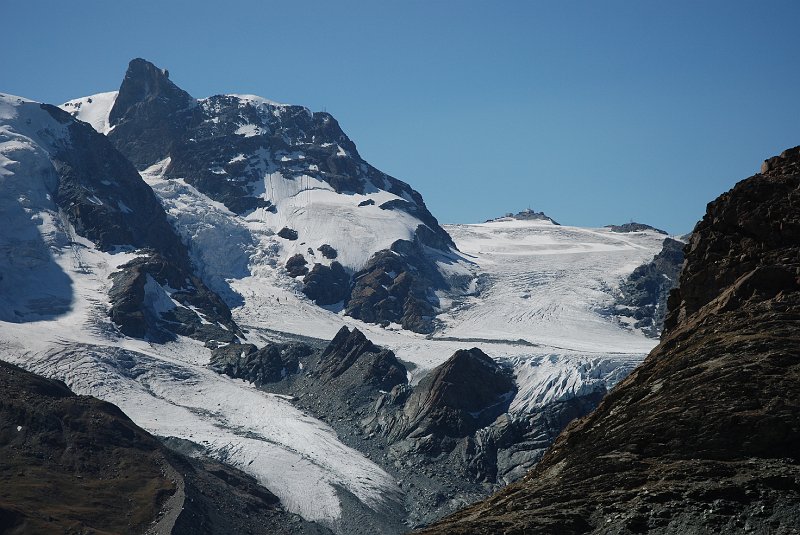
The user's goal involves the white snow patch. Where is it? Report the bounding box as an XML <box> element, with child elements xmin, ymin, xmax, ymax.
<box><xmin>59</xmin><ymin>91</ymin><xmax>118</xmax><ymax>134</ymax></box>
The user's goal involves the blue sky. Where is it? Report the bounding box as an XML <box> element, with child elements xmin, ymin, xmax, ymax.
<box><xmin>3</xmin><ymin>1</ymin><xmax>799</xmax><ymax>234</ymax></box>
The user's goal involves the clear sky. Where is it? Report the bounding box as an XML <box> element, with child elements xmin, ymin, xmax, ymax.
<box><xmin>3</xmin><ymin>1</ymin><xmax>799</xmax><ymax>234</ymax></box>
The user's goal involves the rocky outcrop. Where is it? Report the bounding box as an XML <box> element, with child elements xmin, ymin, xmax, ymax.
<box><xmin>278</xmin><ymin>227</ymin><xmax>299</xmax><ymax>241</ymax></box>
<box><xmin>285</xmin><ymin>253</ymin><xmax>309</xmax><ymax>277</ymax></box>
<box><xmin>382</xmin><ymin>349</ymin><xmax>515</xmax><ymax>447</ymax></box>
<box><xmin>109</xmin><ymin>253</ymin><xmax>239</xmax><ymax>345</ymax></box>
<box><xmin>487</xmin><ymin>209</ymin><xmax>559</xmax><ymax>225</ymax></box>
<box><xmin>209</xmin><ymin>342</ymin><xmax>312</xmax><ymax>385</ymax></box>
<box><xmin>0</xmin><ymin>359</ymin><xmax>330</xmax><ymax>535</ymax></box>
<box><xmin>317</xmin><ymin>244</ymin><xmax>338</xmax><ymax>259</ymax></box>
<box><xmin>605</xmin><ymin>222</ymin><xmax>668</xmax><ymax>234</ymax></box>
<box><xmin>417</xmin><ymin>147</ymin><xmax>800</xmax><ymax>534</ymax></box>
<box><xmin>302</xmin><ymin>261</ymin><xmax>350</xmax><ymax>305</ymax></box>
<box><xmin>610</xmin><ymin>237</ymin><xmax>684</xmax><ymax>337</ymax></box>
<box><xmin>346</xmin><ymin>239</ymin><xmax>446</xmax><ymax>333</ymax></box>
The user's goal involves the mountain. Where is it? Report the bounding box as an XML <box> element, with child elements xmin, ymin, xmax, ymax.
<box><xmin>2</xmin><ymin>59</ymin><xmax>678</xmax><ymax>534</ymax></box>
<box><xmin>63</xmin><ymin>58</ymin><xmax>458</xmax><ymax>333</ymax></box>
<box><xmin>0</xmin><ymin>359</ymin><xmax>330</xmax><ymax>535</ymax></box>
<box><xmin>416</xmin><ymin>147</ymin><xmax>800</xmax><ymax>534</ymax></box>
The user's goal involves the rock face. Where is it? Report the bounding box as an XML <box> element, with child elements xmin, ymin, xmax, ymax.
<box><xmin>107</xmin><ymin>58</ymin><xmax>198</xmax><ymax>170</ymax></box>
<box><xmin>41</xmin><ymin>104</ymin><xmax>186</xmax><ymax>259</ymax></box>
<box><xmin>417</xmin><ymin>148</ymin><xmax>800</xmax><ymax>534</ymax></box>
<box><xmin>610</xmin><ymin>237</ymin><xmax>684</xmax><ymax>337</ymax></box>
<box><xmin>487</xmin><ymin>208</ymin><xmax>559</xmax><ymax>225</ymax></box>
<box><xmin>109</xmin><ymin>253</ymin><xmax>238</xmax><ymax>344</ymax></box>
<box><xmin>0</xmin><ymin>359</ymin><xmax>328</xmax><ymax>535</ymax></box>
<box><xmin>210</xmin><ymin>342</ymin><xmax>312</xmax><ymax>385</ymax></box>
<box><xmin>605</xmin><ymin>222</ymin><xmax>668</xmax><ymax>234</ymax></box>
<box><xmin>303</xmin><ymin>261</ymin><xmax>350</xmax><ymax>305</ymax></box>
<box><xmin>346</xmin><ymin>239</ymin><xmax>447</xmax><ymax>333</ymax></box>
<box><xmin>383</xmin><ymin>349</ymin><xmax>515</xmax><ymax>447</ymax></box>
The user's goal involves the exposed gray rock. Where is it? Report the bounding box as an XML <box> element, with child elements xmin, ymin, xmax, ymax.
<box><xmin>278</xmin><ymin>227</ymin><xmax>299</xmax><ymax>241</ymax></box>
<box><xmin>285</xmin><ymin>254</ymin><xmax>308</xmax><ymax>277</ymax></box>
<box><xmin>317</xmin><ymin>244</ymin><xmax>338</xmax><ymax>259</ymax></box>
<box><xmin>608</xmin><ymin>237</ymin><xmax>685</xmax><ymax>337</ymax></box>
<box><xmin>605</xmin><ymin>221</ymin><xmax>668</xmax><ymax>234</ymax></box>
<box><xmin>302</xmin><ymin>262</ymin><xmax>350</xmax><ymax>305</ymax></box>
<box><xmin>108</xmin><ymin>253</ymin><xmax>239</xmax><ymax>345</ymax></box>
<box><xmin>346</xmin><ymin>239</ymin><xmax>446</xmax><ymax>334</ymax></box>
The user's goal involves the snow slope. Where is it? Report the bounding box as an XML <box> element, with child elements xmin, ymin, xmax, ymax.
<box><xmin>0</xmin><ymin>93</ymin><xmax>403</xmax><ymax>532</ymax></box>
<box><xmin>61</xmin><ymin>91</ymin><xmax>118</xmax><ymax>134</ymax></box>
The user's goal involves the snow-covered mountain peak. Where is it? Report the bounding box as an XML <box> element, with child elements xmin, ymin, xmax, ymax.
<box><xmin>63</xmin><ymin>58</ymin><xmax>460</xmax><ymax>333</ymax></box>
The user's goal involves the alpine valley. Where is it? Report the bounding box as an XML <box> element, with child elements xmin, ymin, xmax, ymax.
<box><xmin>4</xmin><ymin>58</ymin><xmax>795</xmax><ymax>535</ymax></box>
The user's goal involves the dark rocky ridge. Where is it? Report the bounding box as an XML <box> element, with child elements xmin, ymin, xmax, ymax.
<box><xmin>38</xmin><ymin>104</ymin><xmax>240</xmax><ymax>344</ymax></box>
<box><xmin>605</xmin><ymin>222</ymin><xmax>668</xmax><ymax>234</ymax></box>
<box><xmin>212</xmin><ymin>328</ymin><xmax>605</xmax><ymax>528</ymax></box>
<box><xmin>608</xmin><ymin>237</ymin><xmax>684</xmax><ymax>338</ymax></box>
<box><xmin>417</xmin><ymin>147</ymin><xmax>800</xmax><ymax>534</ymax></box>
<box><xmin>487</xmin><ymin>208</ymin><xmax>559</xmax><ymax>225</ymax></box>
<box><xmin>0</xmin><ymin>359</ymin><xmax>328</xmax><ymax>535</ymax></box>
<box><xmin>41</xmin><ymin>104</ymin><xmax>185</xmax><ymax>261</ymax></box>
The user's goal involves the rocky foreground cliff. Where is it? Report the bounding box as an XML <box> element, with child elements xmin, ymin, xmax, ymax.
<box><xmin>417</xmin><ymin>147</ymin><xmax>800</xmax><ymax>534</ymax></box>
<box><xmin>0</xmin><ymin>359</ymin><xmax>330</xmax><ymax>535</ymax></box>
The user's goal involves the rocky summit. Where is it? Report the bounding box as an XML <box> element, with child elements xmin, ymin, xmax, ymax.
<box><xmin>63</xmin><ymin>58</ymin><xmax>461</xmax><ymax>334</ymax></box>
<box><xmin>417</xmin><ymin>147</ymin><xmax>800</xmax><ymax>534</ymax></box>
